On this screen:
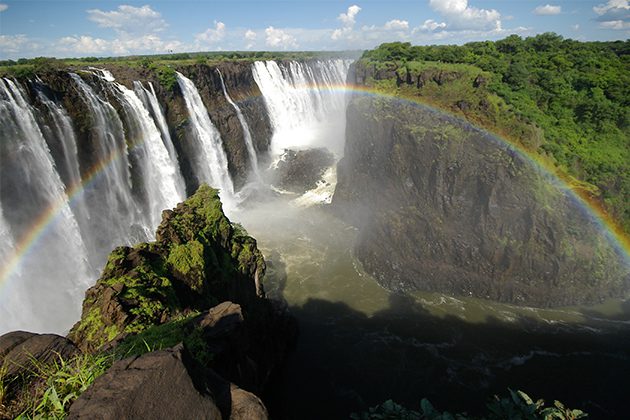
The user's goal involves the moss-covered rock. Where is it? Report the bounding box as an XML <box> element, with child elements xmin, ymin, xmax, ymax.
<box><xmin>68</xmin><ymin>184</ymin><xmax>265</xmax><ymax>352</ymax></box>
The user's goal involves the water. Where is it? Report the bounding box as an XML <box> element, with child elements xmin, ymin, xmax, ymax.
<box><xmin>70</xmin><ymin>72</ymin><xmax>148</xmax><ymax>256</ymax></box>
<box><xmin>252</xmin><ymin>60</ymin><xmax>351</xmax><ymax>157</ymax></box>
<box><xmin>33</xmin><ymin>82</ymin><xmax>90</xmax><ymax>234</ymax></box>
<box><xmin>232</xmin><ymin>195</ymin><xmax>630</xmax><ymax>420</ymax></box>
<box><xmin>216</xmin><ymin>69</ymin><xmax>261</xmax><ymax>180</ymax></box>
<box><xmin>0</xmin><ymin>78</ymin><xmax>91</xmax><ymax>333</ymax></box>
<box><xmin>97</xmin><ymin>71</ymin><xmax>185</xmax><ymax>229</ymax></box>
<box><xmin>177</xmin><ymin>72</ymin><xmax>235</xmax><ymax>204</ymax></box>
<box><xmin>133</xmin><ymin>81</ymin><xmax>185</xmax><ymax>191</ymax></box>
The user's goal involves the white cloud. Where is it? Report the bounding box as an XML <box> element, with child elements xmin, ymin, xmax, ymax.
<box><xmin>428</xmin><ymin>0</ymin><xmax>501</xmax><ymax>31</ymax></box>
<box><xmin>195</xmin><ymin>21</ymin><xmax>226</xmax><ymax>44</ymax></box>
<box><xmin>593</xmin><ymin>0</ymin><xmax>630</xmax><ymax>29</ymax></box>
<box><xmin>572</xmin><ymin>24</ymin><xmax>580</xmax><ymax>30</ymax></box>
<box><xmin>338</xmin><ymin>5</ymin><xmax>361</xmax><ymax>27</ymax></box>
<box><xmin>418</xmin><ymin>19</ymin><xmax>447</xmax><ymax>32</ymax></box>
<box><xmin>0</xmin><ymin>35</ymin><xmax>32</xmax><ymax>54</ymax></box>
<box><xmin>534</xmin><ymin>5</ymin><xmax>562</xmax><ymax>15</ymax></box>
<box><xmin>87</xmin><ymin>5</ymin><xmax>167</xmax><ymax>35</ymax></box>
<box><xmin>244</xmin><ymin>29</ymin><xmax>257</xmax><ymax>49</ymax></box>
<box><xmin>384</xmin><ymin>19</ymin><xmax>409</xmax><ymax>30</ymax></box>
<box><xmin>331</xmin><ymin>27</ymin><xmax>351</xmax><ymax>40</ymax></box>
<box><xmin>599</xmin><ymin>19</ymin><xmax>630</xmax><ymax>29</ymax></box>
<box><xmin>0</xmin><ymin>4</ymin><xmax>8</xmax><ymax>13</ymax></box>
<box><xmin>55</xmin><ymin>34</ymin><xmax>183</xmax><ymax>56</ymax></box>
<box><xmin>265</xmin><ymin>26</ymin><xmax>298</xmax><ymax>49</ymax></box>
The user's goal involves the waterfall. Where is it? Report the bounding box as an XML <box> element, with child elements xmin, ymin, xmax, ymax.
<box><xmin>176</xmin><ymin>72</ymin><xmax>234</xmax><ymax>200</ymax></box>
<box><xmin>0</xmin><ymin>78</ymin><xmax>92</xmax><ymax>333</ymax></box>
<box><xmin>92</xmin><ymin>71</ymin><xmax>185</xmax><ymax>229</ymax></box>
<box><xmin>251</xmin><ymin>59</ymin><xmax>351</xmax><ymax>157</ymax></box>
<box><xmin>134</xmin><ymin>82</ymin><xmax>183</xmax><ymax>173</ymax></box>
<box><xmin>216</xmin><ymin>69</ymin><xmax>261</xmax><ymax>180</ymax></box>
<box><xmin>33</xmin><ymin>84</ymin><xmax>90</xmax><ymax>233</ymax></box>
<box><xmin>70</xmin><ymin>72</ymin><xmax>149</xmax><ymax>251</ymax></box>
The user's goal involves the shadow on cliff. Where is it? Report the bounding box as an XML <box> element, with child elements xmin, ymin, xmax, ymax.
<box><xmin>265</xmin><ymin>292</ymin><xmax>630</xmax><ymax>420</ymax></box>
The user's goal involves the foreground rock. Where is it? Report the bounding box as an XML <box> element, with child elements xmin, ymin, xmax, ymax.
<box><xmin>333</xmin><ymin>96</ymin><xmax>630</xmax><ymax>306</ymax></box>
<box><xmin>68</xmin><ymin>345</ymin><xmax>222</xmax><ymax>419</ymax></box>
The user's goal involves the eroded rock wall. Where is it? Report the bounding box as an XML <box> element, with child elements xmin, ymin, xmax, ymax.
<box><xmin>333</xmin><ymin>95</ymin><xmax>630</xmax><ymax>306</ymax></box>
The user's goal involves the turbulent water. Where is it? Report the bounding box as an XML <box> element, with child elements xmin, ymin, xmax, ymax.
<box><xmin>252</xmin><ymin>59</ymin><xmax>351</xmax><ymax>157</ymax></box>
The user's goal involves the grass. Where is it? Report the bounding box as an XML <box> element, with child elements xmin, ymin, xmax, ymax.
<box><xmin>5</xmin><ymin>352</ymin><xmax>114</xmax><ymax>420</ymax></box>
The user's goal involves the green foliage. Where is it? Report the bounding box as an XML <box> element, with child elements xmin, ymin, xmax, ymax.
<box><xmin>361</xmin><ymin>34</ymin><xmax>630</xmax><ymax>234</ymax></box>
<box><xmin>351</xmin><ymin>390</ymin><xmax>586</xmax><ymax>420</ymax></box>
<box><xmin>16</xmin><ymin>353</ymin><xmax>113</xmax><ymax>419</ymax></box>
<box><xmin>154</xmin><ymin>65</ymin><xmax>177</xmax><ymax>91</ymax></box>
<box><xmin>167</xmin><ymin>240</ymin><xmax>206</xmax><ymax>291</ymax></box>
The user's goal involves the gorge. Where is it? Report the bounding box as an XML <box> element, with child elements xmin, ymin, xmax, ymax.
<box><xmin>0</xmin><ymin>52</ymin><xmax>629</xmax><ymax>419</ymax></box>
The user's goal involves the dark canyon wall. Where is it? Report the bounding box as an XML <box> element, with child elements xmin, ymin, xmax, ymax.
<box><xmin>334</xmin><ymin>95</ymin><xmax>630</xmax><ymax>307</ymax></box>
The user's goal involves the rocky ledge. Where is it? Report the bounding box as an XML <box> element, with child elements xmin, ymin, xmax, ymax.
<box><xmin>0</xmin><ymin>185</ymin><xmax>296</xmax><ymax>419</ymax></box>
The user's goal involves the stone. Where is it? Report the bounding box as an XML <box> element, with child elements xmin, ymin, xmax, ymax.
<box><xmin>68</xmin><ymin>345</ymin><xmax>222</xmax><ymax>420</ymax></box>
<box><xmin>272</xmin><ymin>148</ymin><xmax>335</xmax><ymax>194</ymax></box>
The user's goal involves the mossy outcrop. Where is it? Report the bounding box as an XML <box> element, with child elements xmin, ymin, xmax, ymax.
<box><xmin>68</xmin><ymin>184</ymin><xmax>266</xmax><ymax>352</ymax></box>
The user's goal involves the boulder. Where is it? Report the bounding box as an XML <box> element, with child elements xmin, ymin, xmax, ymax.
<box><xmin>272</xmin><ymin>148</ymin><xmax>335</xmax><ymax>194</ymax></box>
<box><xmin>68</xmin><ymin>345</ymin><xmax>223</xmax><ymax>420</ymax></box>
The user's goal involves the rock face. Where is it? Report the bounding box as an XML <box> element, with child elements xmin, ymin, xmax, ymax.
<box><xmin>333</xmin><ymin>96</ymin><xmax>630</xmax><ymax>306</ymax></box>
<box><xmin>272</xmin><ymin>148</ymin><xmax>335</xmax><ymax>193</ymax></box>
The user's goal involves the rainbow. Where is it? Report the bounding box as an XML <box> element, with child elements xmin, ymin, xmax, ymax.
<box><xmin>1</xmin><ymin>80</ymin><xmax>629</xmax><ymax>294</ymax></box>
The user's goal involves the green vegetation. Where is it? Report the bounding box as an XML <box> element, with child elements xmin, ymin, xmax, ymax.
<box><xmin>351</xmin><ymin>389</ymin><xmax>586</xmax><ymax>420</ymax></box>
<box><xmin>360</xmin><ymin>35</ymin><xmax>630</xmax><ymax>234</ymax></box>
<box><xmin>12</xmin><ymin>353</ymin><xmax>113</xmax><ymax>420</ymax></box>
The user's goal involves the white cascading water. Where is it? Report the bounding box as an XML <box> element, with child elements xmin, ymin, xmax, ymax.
<box><xmin>134</xmin><ymin>81</ymin><xmax>184</xmax><ymax>179</ymax></box>
<box><xmin>93</xmin><ymin>70</ymin><xmax>185</xmax><ymax>229</ymax></box>
<box><xmin>33</xmin><ymin>85</ymin><xmax>90</xmax><ymax>231</ymax></box>
<box><xmin>252</xmin><ymin>59</ymin><xmax>351</xmax><ymax>157</ymax></box>
<box><xmin>70</xmin><ymin>72</ymin><xmax>149</xmax><ymax>252</ymax></box>
<box><xmin>176</xmin><ymin>72</ymin><xmax>235</xmax><ymax>202</ymax></box>
<box><xmin>216</xmin><ymin>69</ymin><xmax>261</xmax><ymax>180</ymax></box>
<box><xmin>0</xmin><ymin>78</ymin><xmax>92</xmax><ymax>333</ymax></box>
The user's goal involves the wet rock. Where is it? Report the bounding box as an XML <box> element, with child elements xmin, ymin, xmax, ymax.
<box><xmin>273</xmin><ymin>148</ymin><xmax>335</xmax><ymax>194</ymax></box>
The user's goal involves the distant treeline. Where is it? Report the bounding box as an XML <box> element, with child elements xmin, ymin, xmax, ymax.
<box><xmin>361</xmin><ymin>34</ymin><xmax>630</xmax><ymax>233</ymax></box>
<box><xmin>0</xmin><ymin>50</ymin><xmax>358</xmax><ymax>68</ymax></box>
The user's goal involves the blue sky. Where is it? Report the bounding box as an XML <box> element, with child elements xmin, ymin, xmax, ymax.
<box><xmin>0</xmin><ymin>1</ymin><xmax>628</xmax><ymax>59</ymax></box>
